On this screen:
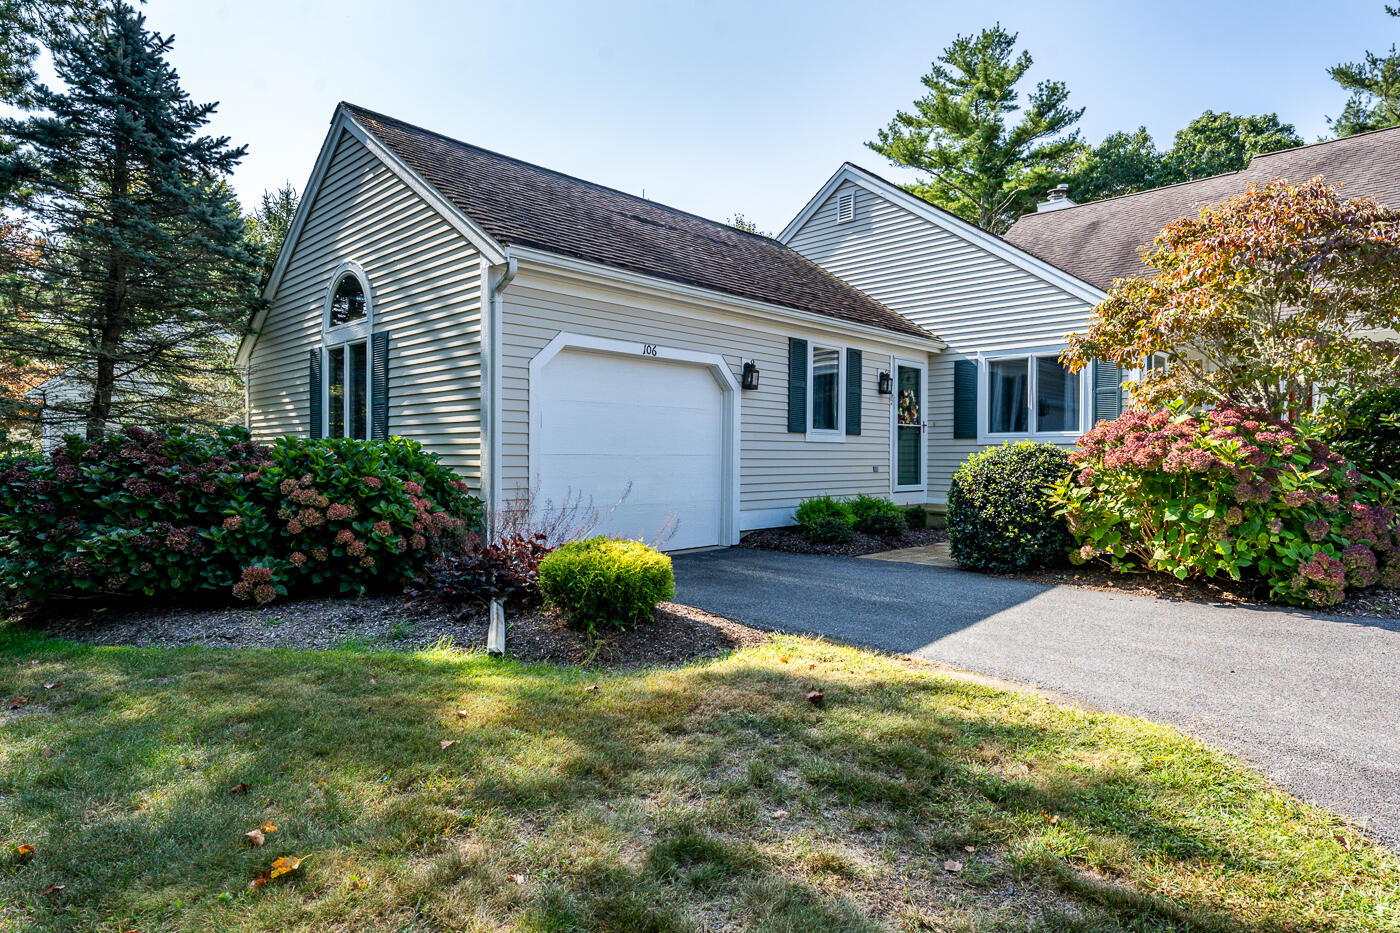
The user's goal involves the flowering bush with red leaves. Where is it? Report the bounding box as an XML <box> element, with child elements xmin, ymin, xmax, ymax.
<box><xmin>0</xmin><ymin>426</ymin><xmax>482</xmax><ymax>604</ymax></box>
<box><xmin>1050</xmin><ymin>405</ymin><xmax>1400</xmax><ymax>608</ymax></box>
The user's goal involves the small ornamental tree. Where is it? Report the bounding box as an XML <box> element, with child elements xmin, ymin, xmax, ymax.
<box><xmin>1062</xmin><ymin>177</ymin><xmax>1400</xmax><ymax>415</ymax></box>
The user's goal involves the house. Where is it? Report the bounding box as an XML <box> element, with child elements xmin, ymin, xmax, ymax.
<box><xmin>780</xmin><ymin>125</ymin><xmax>1400</xmax><ymax>506</ymax></box>
<box><xmin>238</xmin><ymin>104</ymin><xmax>944</xmax><ymax>550</ymax></box>
<box><xmin>242</xmin><ymin>105</ymin><xmax>1399</xmax><ymax>544</ymax></box>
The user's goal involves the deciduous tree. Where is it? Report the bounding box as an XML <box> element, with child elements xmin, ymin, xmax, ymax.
<box><xmin>1162</xmin><ymin>111</ymin><xmax>1301</xmax><ymax>183</ymax></box>
<box><xmin>868</xmin><ymin>24</ymin><xmax>1082</xmax><ymax>233</ymax></box>
<box><xmin>1062</xmin><ymin>178</ymin><xmax>1400</xmax><ymax>414</ymax></box>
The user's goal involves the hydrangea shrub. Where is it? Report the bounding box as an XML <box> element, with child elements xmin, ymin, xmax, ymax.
<box><xmin>1051</xmin><ymin>406</ymin><xmax>1400</xmax><ymax>607</ymax></box>
<box><xmin>0</xmin><ymin>426</ymin><xmax>481</xmax><ymax>605</ymax></box>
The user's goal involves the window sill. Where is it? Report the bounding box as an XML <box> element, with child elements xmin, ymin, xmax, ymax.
<box><xmin>980</xmin><ymin>430</ymin><xmax>1082</xmax><ymax>444</ymax></box>
<box><xmin>804</xmin><ymin>430</ymin><xmax>846</xmax><ymax>443</ymax></box>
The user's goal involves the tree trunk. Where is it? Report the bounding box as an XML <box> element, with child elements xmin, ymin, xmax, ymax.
<box><xmin>87</xmin><ymin>133</ymin><xmax>129</xmax><ymax>441</ymax></box>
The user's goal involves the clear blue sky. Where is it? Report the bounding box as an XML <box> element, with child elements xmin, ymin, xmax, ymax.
<box><xmin>135</xmin><ymin>0</ymin><xmax>1395</xmax><ymax>233</ymax></box>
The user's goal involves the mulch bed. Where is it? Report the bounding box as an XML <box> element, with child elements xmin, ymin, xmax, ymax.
<box><xmin>18</xmin><ymin>595</ymin><xmax>771</xmax><ymax>668</ymax></box>
<box><xmin>740</xmin><ymin>525</ymin><xmax>947</xmax><ymax>557</ymax></box>
<box><xmin>1006</xmin><ymin>563</ymin><xmax>1400</xmax><ymax>621</ymax></box>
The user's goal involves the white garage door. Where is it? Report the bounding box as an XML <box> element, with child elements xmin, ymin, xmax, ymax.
<box><xmin>534</xmin><ymin>349</ymin><xmax>726</xmax><ymax>551</ymax></box>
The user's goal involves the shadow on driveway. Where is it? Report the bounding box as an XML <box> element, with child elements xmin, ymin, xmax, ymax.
<box><xmin>673</xmin><ymin>547</ymin><xmax>1400</xmax><ymax>850</ymax></box>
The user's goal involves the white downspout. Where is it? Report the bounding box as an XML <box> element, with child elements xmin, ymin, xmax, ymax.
<box><xmin>483</xmin><ymin>253</ymin><xmax>517</xmax><ymax>541</ymax></box>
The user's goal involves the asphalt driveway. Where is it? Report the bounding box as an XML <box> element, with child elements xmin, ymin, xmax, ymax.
<box><xmin>672</xmin><ymin>547</ymin><xmax>1400</xmax><ymax>849</ymax></box>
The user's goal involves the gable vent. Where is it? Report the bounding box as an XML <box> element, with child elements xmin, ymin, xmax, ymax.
<box><xmin>836</xmin><ymin>191</ymin><xmax>855</xmax><ymax>223</ymax></box>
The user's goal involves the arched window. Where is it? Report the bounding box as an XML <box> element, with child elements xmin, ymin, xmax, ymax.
<box><xmin>329</xmin><ymin>273</ymin><xmax>366</xmax><ymax>326</ymax></box>
<box><xmin>317</xmin><ymin>262</ymin><xmax>374</xmax><ymax>440</ymax></box>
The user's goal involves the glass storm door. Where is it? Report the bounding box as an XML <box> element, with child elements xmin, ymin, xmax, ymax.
<box><xmin>894</xmin><ymin>361</ymin><xmax>924</xmax><ymax>489</ymax></box>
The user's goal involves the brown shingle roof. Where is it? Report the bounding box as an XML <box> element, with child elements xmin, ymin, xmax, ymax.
<box><xmin>342</xmin><ymin>103</ymin><xmax>935</xmax><ymax>341</ymax></box>
<box><xmin>1004</xmin><ymin>126</ymin><xmax>1400</xmax><ymax>291</ymax></box>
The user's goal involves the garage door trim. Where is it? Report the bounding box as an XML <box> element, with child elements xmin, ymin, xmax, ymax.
<box><xmin>528</xmin><ymin>331</ymin><xmax>741</xmax><ymax>547</ymax></box>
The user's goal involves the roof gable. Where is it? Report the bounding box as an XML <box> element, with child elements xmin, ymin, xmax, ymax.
<box><xmin>338</xmin><ymin>104</ymin><xmax>934</xmax><ymax>341</ymax></box>
<box><xmin>780</xmin><ymin>162</ymin><xmax>1107</xmax><ymax>305</ymax></box>
<box><xmin>1004</xmin><ymin>125</ymin><xmax>1400</xmax><ymax>290</ymax></box>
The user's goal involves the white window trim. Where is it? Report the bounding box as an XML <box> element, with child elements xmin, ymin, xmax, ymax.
<box><xmin>321</xmin><ymin>338</ymin><xmax>372</xmax><ymax>440</ymax></box>
<box><xmin>322</xmin><ymin>260</ymin><xmax>373</xmax><ymax>342</ymax></box>
<box><xmin>806</xmin><ymin>341</ymin><xmax>846</xmax><ymax>442</ymax></box>
<box><xmin>978</xmin><ymin>346</ymin><xmax>1090</xmax><ymax>444</ymax></box>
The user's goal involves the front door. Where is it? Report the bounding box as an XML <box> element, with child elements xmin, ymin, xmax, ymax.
<box><xmin>892</xmin><ymin>359</ymin><xmax>925</xmax><ymax>491</ymax></box>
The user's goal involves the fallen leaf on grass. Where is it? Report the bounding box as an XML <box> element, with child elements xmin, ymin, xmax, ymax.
<box><xmin>16</xmin><ymin>844</ymin><xmax>34</xmax><ymax>856</ymax></box>
<box><xmin>41</xmin><ymin>883</ymin><xmax>64</xmax><ymax>895</ymax></box>
<box><xmin>43</xmin><ymin>682</ymin><xmax>58</xmax><ymax>690</ymax></box>
<box><xmin>584</xmin><ymin>684</ymin><xmax>599</xmax><ymax>692</ymax></box>
<box><xmin>248</xmin><ymin>874</ymin><xmax>268</xmax><ymax>891</ymax></box>
<box><xmin>806</xmin><ymin>689</ymin><xmax>824</xmax><ymax>706</ymax></box>
<box><xmin>229</xmin><ymin>782</ymin><xmax>249</xmax><ymax>795</ymax></box>
<box><xmin>270</xmin><ymin>855</ymin><xmax>300</xmax><ymax>878</ymax></box>
<box><xmin>771</xmin><ymin>810</ymin><xmax>788</xmax><ymax>820</ymax></box>
<box><xmin>8</xmin><ymin>696</ymin><xmax>27</xmax><ymax>710</ymax></box>
<box><xmin>963</xmin><ymin>845</ymin><xmax>975</xmax><ymax>853</ymax></box>
<box><xmin>1336</xmin><ymin>833</ymin><xmax>1352</xmax><ymax>851</ymax></box>
<box><xmin>943</xmin><ymin>859</ymin><xmax>963</xmax><ymax>873</ymax></box>
<box><xmin>245</xmin><ymin>829</ymin><xmax>265</xmax><ymax>847</ymax></box>
<box><xmin>440</xmin><ymin>740</ymin><xmax>456</xmax><ymax>749</ymax></box>
<box><xmin>508</xmin><ymin>873</ymin><xmax>525</xmax><ymax>884</ymax></box>
<box><xmin>1041</xmin><ymin>812</ymin><xmax>1060</xmax><ymax>825</ymax></box>
<box><xmin>261</xmin><ymin>822</ymin><xmax>277</xmax><ymax>833</ymax></box>
<box><xmin>369</xmin><ymin>677</ymin><xmax>377</xmax><ymax>685</ymax></box>
<box><xmin>456</xmin><ymin>709</ymin><xmax>468</xmax><ymax>718</ymax></box>
<box><xmin>346</xmin><ymin>874</ymin><xmax>368</xmax><ymax>890</ymax></box>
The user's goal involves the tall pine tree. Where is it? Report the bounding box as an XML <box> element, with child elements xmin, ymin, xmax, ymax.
<box><xmin>1327</xmin><ymin>5</ymin><xmax>1400</xmax><ymax>136</ymax></box>
<box><xmin>0</xmin><ymin>1</ymin><xmax>261</xmax><ymax>440</ymax></box>
<box><xmin>868</xmin><ymin>25</ymin><xmax>1082</xmax><ymax>233</ymax></box>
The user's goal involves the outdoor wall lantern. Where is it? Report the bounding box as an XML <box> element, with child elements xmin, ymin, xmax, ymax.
<box><xmin>741</xmin><ymin>360</ymin><xmax>760</xmax><ymax>390</ymax></box>
<box><xmin>877</xmin><ymin>370</ymin><xmax>893</xmax><ymax>395</ymax></box>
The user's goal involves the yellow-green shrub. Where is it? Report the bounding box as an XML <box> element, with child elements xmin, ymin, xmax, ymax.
<box><xmin>538</xmin><ymin>537</ymin><xmax>675</xmax><ymax>632</ymax></box>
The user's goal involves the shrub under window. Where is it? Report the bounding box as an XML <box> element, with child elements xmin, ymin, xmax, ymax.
<box><xmin>948</xmin><ymin>442</ymin><xmax>1072</xmax><ymax>572</ymax></box>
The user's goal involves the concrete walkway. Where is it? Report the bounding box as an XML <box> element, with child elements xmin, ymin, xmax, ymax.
<box><xmin>672</xmin><ymin>547</ymin><xmax>1400</xmax><ymax>849</ymax></box>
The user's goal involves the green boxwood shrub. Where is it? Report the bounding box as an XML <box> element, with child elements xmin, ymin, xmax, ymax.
<box><xmin>1320</xmin><ymin>387</ymin><xmax>1400</xmax><ymax>481</ymax></box>
<box><xmin>848</xmin><ymin>494</ymin><xmax>905</xmax><ymax>535</ymax></box>
<box><xmin>1052</xmin><ymin>405</ymin><xmax>1400</xmax><ymax>608</ymax></box>
<box><xmin>948</xmin><ymin>442</ymin><xmax>1072</xmax><ymax>573</ymax></box>
<box><xmin>859</xmin><ymin>509</ymin><xmax>908</xmax><ymax>538</ymax></box>
<box><xmin>802</xmin><ymin>515</ymin><xmax>854</xmax><ymax>544</ymax></box>
<box><xmin>904</xmin><ymin>506</ymin><xmax>929</xmax><ymax>529</ymax></box>
<box><xmin>794</xmin><ymin>495</ymin><xmax>853</xmax><ymax>529</ymax></box>
<box><xmin>538</xmin><ymin>537</ymin><xmax>675</xmax><ymax>632</ymax></box>
<box><xmin>0</xmin><ymin>426</ymin><xmax>482</xmax><ymax>605</ymax></box>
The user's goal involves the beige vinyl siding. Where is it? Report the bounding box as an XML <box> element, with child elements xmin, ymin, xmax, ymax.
<box><xmin>786</xmin><ymin>179</ymin><xmax>1097</xmax><ymax>504</ymax></box>
<box><xmin>246</xmin><ymin>130</ymin><xmax>485</xmax><ymax>483</ymax></box>
<box><xmin>498</xmin><ymin>269</ymin><xmax>914</xmax><ymax>518</ymax></box>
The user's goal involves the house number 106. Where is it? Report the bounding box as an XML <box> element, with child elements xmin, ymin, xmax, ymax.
<box><xmin>641</xmin><ymin>343</ymin><xmax>658</xmax><ymax>356</ymax></box>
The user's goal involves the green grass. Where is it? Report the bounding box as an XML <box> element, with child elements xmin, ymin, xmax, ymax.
<box><xmin>0</xmin><ymin>626</ymin><xmax>1395</xmax><ymax>932</ymax></box>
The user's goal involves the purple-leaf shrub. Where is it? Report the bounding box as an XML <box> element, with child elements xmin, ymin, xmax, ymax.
<box><xmin>1050</xmin><ymin>405</ymin><xmax>1400</xmax><ymax>608</ymax></box>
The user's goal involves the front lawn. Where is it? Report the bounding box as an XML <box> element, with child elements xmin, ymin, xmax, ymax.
<box><xmin>0</xmin><ymin>627</ymin><xmax>1394</xmax><ymax>931</ymax></box>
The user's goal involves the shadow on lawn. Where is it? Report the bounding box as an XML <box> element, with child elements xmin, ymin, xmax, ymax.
<box><xmin>0</xmin><ymin>632</ymin><xmax>1386</xmax><ymax>933</ymax></box>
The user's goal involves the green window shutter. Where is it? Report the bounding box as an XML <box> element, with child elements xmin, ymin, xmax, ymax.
<box><xmin>371</xmin><ymin>330</ymin><xmax>390</xmax><ymax>440</ymax></box>
<box><xmin>845</xmin><ymin>348</ymin><xmax>862</xmax><ymax>435</ymax></box>
<box><xmin>1092</xmin><ymin>360</ymin><xmax>1123</xmax><ymax>423</ymax></box>
<box><xmin>787</xmin><ymin>337</ymin><xmax>807</xmax><ymax>433</ymax></box>
<box><xmin>952</xmin><ymin>359</ymin><xmax>977</xmax><ymax>439</ymax></box>
<box><xmin>308</xmin><ymin>349</ymin><xmax>323</xmax><ymax>439</ymax></box>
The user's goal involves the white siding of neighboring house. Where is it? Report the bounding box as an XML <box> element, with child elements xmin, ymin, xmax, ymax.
<box><xmin>785</xmin><ymin>178</ymin><xmax>1097</xmax><ymax>504</ymax></box>
<box><xmin>246</xmin><ymin>130</ymin><xmax>485</xmax><ymax>484</ymax></box>
<box><xmin>497</xmin><ymin>266</ymin><xmax>924</xmax><ymax>526</ymax></box>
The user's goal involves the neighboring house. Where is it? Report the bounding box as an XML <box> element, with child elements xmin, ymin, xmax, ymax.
<box><xmin>781</xmin><ymin>125</ymin><xmax>1400</xmax><ymax>506</ymax></box>
<box><xmin>238</xmin><ymin>104</ymin><xmax>943</xmax><ymax>550</ymax></box>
